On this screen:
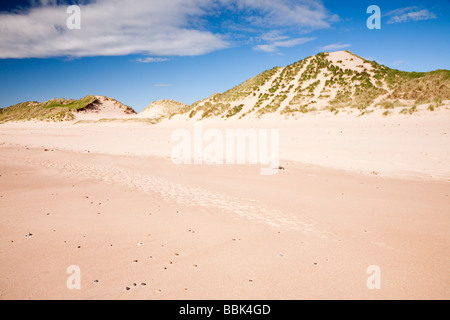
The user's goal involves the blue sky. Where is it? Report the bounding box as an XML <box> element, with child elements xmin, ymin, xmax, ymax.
<box><xmin>0</xmin><ymin>0</ymin><xmax>449</xmax><ymax>112</ymax></box>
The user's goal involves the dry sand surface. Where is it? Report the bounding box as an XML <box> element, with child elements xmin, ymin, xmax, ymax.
<box><xmin>0</xmin><ymin>111</ymin><xmax>449</xmax><ymax>300</ymax></box>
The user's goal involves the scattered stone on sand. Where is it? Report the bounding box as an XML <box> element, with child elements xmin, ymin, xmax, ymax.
<box><xmin>125</xmin><ymin>287</ymin><xmax>131</xmax><ymax>291</ymax></box>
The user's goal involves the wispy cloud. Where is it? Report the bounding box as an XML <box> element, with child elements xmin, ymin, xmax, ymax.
<box><xmin>0</xmin><ymin>0</ymin><xmax>339</xmax><ymax>59</ymax></box>
<box><xmin>254</xmin><ymin>34</ymin><xmax>316</xmax><ymax>53</ymax></box>
<box><xmin>386</xmin><ymin>7</ymin><xmax>437</xmax><ymax>24</ymax></box>
<box><xmin>318</xmin><ymin>42</ymin><xmax>351</xmax><ymax>51</ymax></box>
<box><xmin>0</xmin><ymin>0</ymin><xmax>229</xmax><ymax>59</ymax></box>
<box><xmin>135</xmin><ymin>57</ymin><xmax>170</xmax><ymax>63</ymax></box>
<box><xmin>230</xmin><ymin>0</ymin><xmax>339</xmax><ymax>30</ymax></box>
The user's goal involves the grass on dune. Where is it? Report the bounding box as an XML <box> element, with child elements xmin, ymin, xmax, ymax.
<box><xmin>0</xmin><ymin>95</ymin><xmax>97</xmax><ymax>123</ymax></box>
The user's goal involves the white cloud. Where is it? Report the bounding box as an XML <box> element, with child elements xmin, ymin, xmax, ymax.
<box><xmin>0</xmin><ymin>0</ymin><xmax>229</xmax><ymax>58</ymax></box>
<box><xmin>254</xmin><ymin>36</ymin><xmax>316</xmax><ymax>52</ymax></box>
<box><xmin>227</xmin><ymin>0</ymin><xmax>338</xmax><ymax>30</ymax></box>
<box><xmin>318</xmin><ymin>42</ymin><xmax>351</xmax><ymax>51</ymax></box>
<box><xmin>386</xmin><ymin>7</ymin><xmax>437</xmax><ymax>24</ymax></box>
<box><xmin>0</xmin><ymin>0</ymin><xmax>338</xmax><ymax>59</ymax></box>
<box><xmin>135</xmin><ymin>57</ymin><xmax>170</xmax><ymax>63</ymax></box>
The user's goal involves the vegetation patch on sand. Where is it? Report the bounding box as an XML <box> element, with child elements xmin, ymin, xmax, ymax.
<box><xmin>0</xmin><ymin>95</ymin><xmax>97</xmax><ymax>123</ymax></box>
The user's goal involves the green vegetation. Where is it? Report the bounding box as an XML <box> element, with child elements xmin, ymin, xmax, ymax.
<box><xmin>226</xmin><ymin>104</ymin><xmax>244</xmax><ymax>118</ymax></box>
<box><xmin>388</xmin><ymin>70</ymin><xmax>450</xmax><ymax>105</ymax></box>
<box><xmin>399</xmin><ymin>106</ymin><xmax>418</xmax><ymax>115</ymax></box>
<box><xmin>375</xmin><ymin>99</ymin><xmax>407</xmax><ymax>109</ymax></box>
<box><xmin>42</xmin><ymin>95</ymin><xmax>97</xmax><ymax>110</ymax></box>
<box><xmin>376</xmin><ymin>100</ymin><xmax>395</xmax><ymax>109</ymax></box>
<box><xmin>257</xmin><ymin>94</ymin><xmax>288</xmax><ymax>116</ymax></box>
<box><xmin>428</xmin><ymin>97</ymin><xmax>444</xmax><ymax>111</ymax></box>
<box><xmin>214</xmin><ymin>67</ymin><xmax>280</xmax><ymax>102</ymax></box>
<box><xmin>281</xmin><ymin>102</ymin><xmax>317</xmax><ymax>115</ymax></box>
<box><xmin>0</xmin><ymin>95</ymin><xmax>97</xmax><ymax>123</ymax></box>
<box><xmin>4</xmin><ymin>52</ymin><xmax>449</xmax><ymax>122</ymax></box>
<box><xmin>329</xmin><ymin>90</ymin><xmax>352</xmax><ymax>108</ymax></box>
<box><xmin>199</xmin><ymin>102</ymin><xmax>231</xmax><ymax>119</ymax></box>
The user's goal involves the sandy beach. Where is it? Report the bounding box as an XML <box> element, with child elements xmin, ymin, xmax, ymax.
<box><xmin>0</xmin><ymin>111</ymin><xmax>449</xmax><ymax>300</ymax></box>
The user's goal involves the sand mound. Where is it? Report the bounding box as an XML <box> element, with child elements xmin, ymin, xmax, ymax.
<box><xmin>136</xmin><ymin>100</ymin><xmax>188</xmax><ymax>119</ymax></box>
<box><xmin>75</xmin><ymin>96</ymin><xmax>136</xmax><ymax>121</ymax></box>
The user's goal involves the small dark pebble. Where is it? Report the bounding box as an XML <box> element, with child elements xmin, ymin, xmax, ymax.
<box><xmin>141</xmin><ymin>283</ymin><xmax>147</xmax><ymax>286</ymax></box>
<box><xmin>126</xmin><ymin>287</ymin><xmax>131</xmax><ymax>291</ymax></box>
<box><xmin>93</xmin><ymin>280</ymin><xmax>99</xmax><ymax>283</ymax></box>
